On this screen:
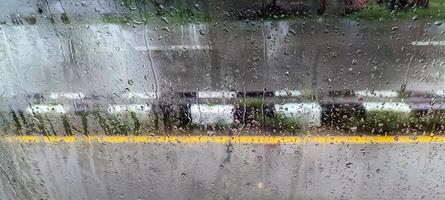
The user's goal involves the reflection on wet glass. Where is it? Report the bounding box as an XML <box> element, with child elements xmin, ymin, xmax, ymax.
<box><xmin>0</xmin><ymin>0</ymin><xmax>444</xmax><ymax>199</ymax></box>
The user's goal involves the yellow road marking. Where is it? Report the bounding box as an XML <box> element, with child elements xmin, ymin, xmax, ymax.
<box><xmin>2</xmin><ymin>135</ymin><xmax>445</xmax><ymax>144</ymax></box>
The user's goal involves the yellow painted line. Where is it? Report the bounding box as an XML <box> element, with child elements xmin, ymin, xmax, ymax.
<box><xmin>1</xmin><ymin>135</ymin><xmax>445</xmax><ymax>144</ymax></box>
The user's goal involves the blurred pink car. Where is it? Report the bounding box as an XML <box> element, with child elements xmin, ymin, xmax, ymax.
<box><xmin>319</xmin><ymin>0</ymin><xmax>368</xmax><ymax>13</ymax></box>
<box><xmin>348</xmin><ymin>0</ymin><xmax>369</xmax><ymax>10</ymax></box>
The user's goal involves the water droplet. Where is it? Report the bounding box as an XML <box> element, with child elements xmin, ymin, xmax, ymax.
<box><xmin>352</xmin><ymin>59</ymin><xmax>358</xmax><ymax>65</ymax></box>
<box><xmin>430</xmin><ymin>97</ymin><xmax>436</xmax><ymax>105</ymax></box>
<box><xmin>133</xmin><ymin>20</ymin><xmax>143</xmax><ymax>25</ymax></box>
<box><xmin>207</xmin><ymin>131</ymin><xmax>215</xmax><ymax>136</ymax></box>
<box><xmin>400</xmin><ymin>82</ymin><xmax>407</xmax><ymax>92</ymax></box>
<box><xmin>160</xmin><ymin>17</ymin><xmax>168</xmax><ymax>24</ymax></box>
<box><xmin>162</xmin><ymin>27</ymin><xmax>171</xmax><ymax>33</ymax></box>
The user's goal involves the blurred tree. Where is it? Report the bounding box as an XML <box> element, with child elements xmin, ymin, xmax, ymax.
<box><xmin>378</xmin><ymin>0</ymin><xmax>429</xmax><ymax>9</ymax></box>
<box><xmin>412</xmin><ymin>0</ymin><xmax>429</xmax><ymax>7</ymax></box>
<box><xmin>318</xmin><ymin>0</ymin><xmax>327</xmax><ymax>14</ymax></box>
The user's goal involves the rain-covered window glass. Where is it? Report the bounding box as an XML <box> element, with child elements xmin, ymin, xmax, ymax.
<box><xmin>0</xmin><ymin>0</ymin><xmax>444</xmax><ymax>199</ymax></box>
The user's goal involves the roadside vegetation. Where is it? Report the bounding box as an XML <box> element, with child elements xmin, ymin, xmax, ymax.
<box><xmin>350</xmin><ymin>0</ymin><xmax>444</xmax><ymax>21</ymax></box>
<box><xmin>102</xmin><ymin>0</ymin><xmax>444</xmax><ymax>25</ymax></box>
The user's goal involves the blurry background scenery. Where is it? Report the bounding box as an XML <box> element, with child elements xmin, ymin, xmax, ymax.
<box><xmin>0</xmin><ymin>1</ymin><xmax>445</xmax><ymax>199</ymax></box>
<box><xmin>0</xmin><ymin>0</ymin><xmax>444</xmax><ymax>134</ymax></box>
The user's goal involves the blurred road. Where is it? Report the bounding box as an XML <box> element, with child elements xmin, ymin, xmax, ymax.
<box><xmin>1</xmin><ymin>1</ymin><xmax>445</xmax><ymax>200</ymax></box>
<box><xmin>1</xmin><ymin>19</ymin><xmax>445</xmax><ymax>107</ymax></box>
<box><xmin>0</xmin><ymin>136</ymin><xmax>444</xmax><ymax>200</ymax></box>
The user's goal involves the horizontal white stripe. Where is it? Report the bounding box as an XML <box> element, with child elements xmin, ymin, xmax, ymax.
<box><xmin>274</xmin><ymin>90</ymin><xmax>302</xmax><ymax>97</ymax></box>
<box><xmin>197</xmin><ymin>91</ymin><xmax>236</xmax><ymax>99</ymax></box>
<box><xmin>50</xmin><ymin>92</ymin><xmax>85</xmax><ymax>100</ymax></box>
<box><xmin>107</xmin><ymin>104</ymin><xmax>151</xmax><ymax>113</ymax></box>
<box><xmin>411</xmin><ymin>41</ymin><xmax>445</xmax><ymax>46</ymax></box>
<box><xmin>274</xmin><ymin>103</ymin><xmax>322</xmax><ymax>127</ymax></box>
<box><xmin>435</xmin><ymin>91</ymin><xmax>445</xmax><ymax>97</ymax></box>
<box><xmin>363</xmin><ymin>102</ymin><xmax>411</xmax><ymax>113</ymax></box>
<box><xmin>133</xmin><ymin>45</ymin><xmax>209</xmax><ymax>51</ymax></box>
<box><xmin>26</xmin><ymin>105</ymin><xmax>65</xmax><ymax>114</ymax></box>
<box><xmin>190</xmin><ymin>104</ymin><xmax>234</xmax><ymax>125</ymax></box>
<box><xmin>356</xmin><ymin>90</ymin><xmax>399</xmax><ymax>98</ymax></box>
<box><xmin>122</xmin><ymin>92</ymin><xmax>157</xmax><ymax>99</ymax></box>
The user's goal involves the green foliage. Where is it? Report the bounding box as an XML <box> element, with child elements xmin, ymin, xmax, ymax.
<box><xmin>362</xmin><ymin>111</ymin><xmax>413</xmax><ymax>132</ymax></box>
<box><xmin>350</xmin><ymin>0</ymin><xmax>445</xmax><ymax>21</ymax></box>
